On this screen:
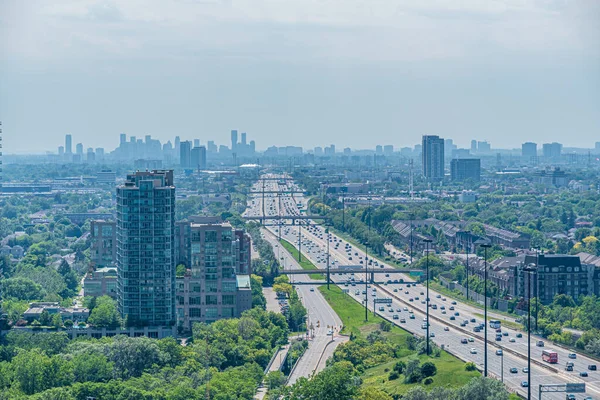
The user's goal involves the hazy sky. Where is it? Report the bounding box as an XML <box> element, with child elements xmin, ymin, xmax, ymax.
<box><xmin>1</xmin><ymin>0</ymin><xmax>599</xmax><ymax>153</ymax></box>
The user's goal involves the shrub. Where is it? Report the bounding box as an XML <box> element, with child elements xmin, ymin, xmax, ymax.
<box><xmin>393</xmin><ymin>360</ymin><xmax>405</xmax><ymax>374</ymax></box>
<box><xmin>465</xmin><ymin>362</ymin><xmax>477</xmax><ymax>371</ymax></box>
<box><xmin>421</xmin><ymin>361</ymin><xmax>437</xmax><ymax>378</ymax></box>
<box><xmin>388</xmin><ymin>371</ymin><xmax>400</xmax><ymax>381</ymax></box>
<box><xmin>424</xmin><ymin>377</ymin><xmax>434</xmax><ymax>385</ymax></box>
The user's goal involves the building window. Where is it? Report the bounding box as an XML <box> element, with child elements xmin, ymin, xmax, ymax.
<box><xmin>190</xmin><ymin>297</ymin><xmax>201</xmax><ymax>305</ymax></box>
<box><xmin>222</xmin><ymin>281</ymin><xmax>236</xmax><ymax>292</ymax></box>
<box><xmin>206</xmin><ymin>295</ymin><xmax>217</xmax><ymax>305</ymax></box>
<box><xmin>222</xmin><ymin>295</ymin><xmax>235</xmax><ymax>305</ymax></box>
<box><xmin>192</xmin><ymin>285</ymin><xmax>201</xmax><ymax>292</ymax></box>
<box><xmin>190</xmin><ymin>308</ymin><xmax>201</xmax><ymax>318</ymax></box>
<box><xmin>205</xmin><ymin>231</ymin><xmax>217</xmax><ymax>242</ymax></box>
<box><xmin>206</xmin><ymin>281</ymin><xmax>217</xmax><ymax>292</ymax></box>
<box><xmin>221</xmin><ymin>307</ymin><xmax>234</xmax><ymax>318</ymax></box>
<box><xmin>222</xmin><ymin>231</ymin><xmax>232</xmax><ymax>242</ymax></box>
<box><xmin>205</xmin><ymin>308</ymin><xmax>218</xmax><ymax>319</ymax></box>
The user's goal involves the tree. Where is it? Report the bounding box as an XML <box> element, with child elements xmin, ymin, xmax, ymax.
<box><xmin>87</xmin><ymin>296</ymin><xmax>121</xmax><ymax>328</ymax></box>
<box><xmin>266</xmin><ymin>371</ymin><xmax>285</xmax><ymax>390</ymax></box>
<box><xmin>456</xmin><ymin>377</ymin><xmax>509</xmax><ymax>400</ymax></box>
<box><xmin>12</xmin><ymin>349</ymin><xmax>50</xmax><ymax>395</ymax></box>
<box><xmin>72</xmin><ymin>353</ymin><xmax>113</xmax><ymax>383</ymax></box>
<box><xmin>176</xmin><ymin>264</ymin><xmax>186</xmax><ymax>277</ymax></box>
<box><xmin>421</xmin><ymin>361</ymin><xmax>437</xmax><ymax>378</ymax></box>
<box><xmin>404</xmin><ymin>358</ymin><xmax>422</xmax><ymax>383</ymax></box>
<box><xmin>51</xmin><ymin>313</ymin><xmax>63</xmax><ymax>328</ymax></box>
<box><xmin>39</xmin><ymin>310</ymin><xmax>52</xmax><ymax>326</ymax></box>
<box><xmin>356</xmin><ymin>387</ymin><xmax>393</xmax><ymax>400</ymax></box>
<box><xmin>0</xmin><ymin>277</ymin><xmax>45</xmax><ymax>300</ymax></box>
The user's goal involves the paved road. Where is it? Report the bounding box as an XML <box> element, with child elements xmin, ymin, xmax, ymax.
<box><xmin>247</xmin><ymin>175</ymin><xmax>598</xmax><ymax>400</ymax></box>
<box><xmin>261</xmin><ymin>228</ymin><xmax>347</xmax><ymax>385</ymax></box>
<box><xmin>255</xmin><ymin>344</ymin><xmax>291</xmax><ymax>399</ymax></box>
<box><xmin>244</xmin><ymin>178</ymin><xmax>347</xmax><ymax>386</ymax></box>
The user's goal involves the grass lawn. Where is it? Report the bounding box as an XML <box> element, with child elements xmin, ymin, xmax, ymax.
<box><xmin>361</xmin><ymin>350</ymin><xmax>480</xmax><ymax>397</ymax></box>
<box><xmin>319</xmin><ymin>285</ymin><xmax>481</xmax><ymax>395</ymax></box>
<box><xmin>280</xmin><ymin>239</ymin><xmax>324</xmax><ymax>280</ymax></box>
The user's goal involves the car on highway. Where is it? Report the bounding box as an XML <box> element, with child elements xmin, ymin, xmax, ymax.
<box><xmin>450</xmin><ymin>316</ymin><xmax>456</xmax><ymax>321</ymax></box>
<box><xmin>379</xmin><ymin>306</ymin><xmax>385</xmax><ymax>311</ymax></box>
<box><xmin>461</xmin><ymin>338</ymin><xmax>468</xmax><ymax>344</ymax></box>
<box><xmin>580</xmin><ymin>371</ymin><xmax>588</xmax><ymax>377</ymax></box>
<box><xmin>409</xmin><ymin>314</ymin><xmax>415</xmax><ymax>319</ymax></box>
<box><xmin>468</xmin><ymin>337</ymin><xmax>474</xmax><ymax>342</ymax></box>
<box><xmin>470</xmin><ymin>318</ymin><xmax>476</xmax><ymax>323</ymax></box>
<box><xmin>522</xmin><ymin>367</ymin><xmax>528</xmax><ymax>373</ymax></box>
<box><xmin>396</xmin><ymin>308</ymin><xmax>401</xmax><ymax>312</ymax></box>
<box><xmin>444</xmin><ymin>326</ymin><xmax>449</xmax><ymax>331</ymax></box>
<box><xmin>509</xmin><ymin>338</ymin><xmax>516</xmax><ymax>343</ymax></box>
<box><xmin>403</xmin><ymin>307</ymin><xmax>408</xmax><ymax>311</ymax></box>
<box><xmin>568</xmin><ymin>353</ymin><xmax>577</xmax><ymax>359</ymax></box>
<box><xmin>400</xmin><ymin>318</ymin><xmax>406</xmax><ymax>323</ymax></box>
<box><xmin>496</xmin><ymin>349</ymin><xmax>503</xmax><ymax>355</ymax></box>
<box><xmin>537</xmin><ymin>340</ymin><xmax>544</xmax><ymax>347</ymax></box>
<box><xmin>393</xmin><ymin>288</ymin><xmax>398</xmax><ymax>292</ymax></box>
<box><xmin>516</xmin><ymin>333</ymin><xmax>523</xmax><ymax>338</ymax></box>
<box><xmin>451</xmin><ymin>301</ymin><xmax>457</xmax><ymax>305</ymax></box>
<box><xmin>502</xmin><ymin>332</ymin><xmax>508</xmax><ymax>336</ymax></box>
<box><xmin>470</xmin><ymin>348</ymin><xmax>477</xmax><ymax>354</ymax></box>
<box><xmin>449</xmin><ymin>306</ymin><xmax>455</xmax><ymax>311</ymax></box>
<box><xmin>521</xmin><ymin>381</ymin><xmax>528</xmax><ymax>388</ymax></box>
<box><xmin>565</xmin><ymin>395</ymin><xmax>576</xmax><ymax>400</ymax></box>
<box><xmin>588</xmin><ymin>364</ymin><xmax>597</xmax><ymax>371</ymax></box>
<box><xmin>430</xmin><ymin>332</ymin><xmax>435</xmax><ymax>337</ymax></box>
<box><xmin>393</xmin><ymin>315</ymin><xmax>399</xmax><ymax>320</ymax></box>
<box><xmin>510</xmin><ymin>368</ymin><xmax>518</xmax><ymax>373</ymax></box>
<box><xmin>310</xmin><ymin>288</ymin><xmax>314</xmax><ymax>292</ymax></box>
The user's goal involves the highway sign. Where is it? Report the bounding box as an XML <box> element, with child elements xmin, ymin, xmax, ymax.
<box><xmin>374</xmin><ymin>298</ymin><xmax>393</xmax><ymax>304</ymax></box>
<box><xmin>565</xmin><ymin>383</ymin><xmax>585</xmax><ymax>393</ymax></box>
<box><xmin>409</xmin><ymin>271</ymin><xmax>423</xmax><ymax>277</ymax></box>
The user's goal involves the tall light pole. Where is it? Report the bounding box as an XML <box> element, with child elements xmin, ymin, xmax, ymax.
<box><xmin>423</xmin><ymin>238</ymin><xmax>433</xmax><ymax>356</ymax></box>
<box><xmin>409</xmin><ymin>213</ymin><xmax>414</xmax><ymax>264</ymax></box>
<box><xmin>326</xmin><ymin>226</ymin><xmax>331</xmax><ymax>290</ymax></box>
<box><xmin>365</xmin><ymin>240</ymin><xmax>369</xmax><ymax>322</ymax></box>
<box><xmin>524</xmin><ymin>264</ymin><xmax>536</xmax><ymax>400</ymax></box>
<box><xmin>535</xmin><ymin>248</ymin><xmax>540</xmax><ymax>332</ymax></box>
<box><xmin>297</xmin><ymin>220</ymin><xmax>302</xmax><ymax>263</ymax></box>
<box><xmin>480</xmin><ymin>242</ymin><xmax>492</xmax><ymax>377</ymax></box>
<box><xmin>465</xmin><ymin>231</ymin><xmax>471</xmax><ymax>301</ymax></box>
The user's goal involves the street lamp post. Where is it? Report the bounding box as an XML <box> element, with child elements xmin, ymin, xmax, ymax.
<box><xmin>365</xmin><ymin>241</ymin><xmax>369</xmax><ymax>322</ymax></box>
<box><xmin>297</xmin><ymin>221</ymin><xmax>302</xmax><ymax>263</ymax></box>
<box><xmin>326</xmin><ymin>226</ymin><xmax>330</xmax><ymax>290</ymax></box>
<box><xmin>480</xmin><ymin>242</ymin><xmax>492</xmax><ymax>377</ymax></box>
<box><xmin>524</xmin><ymin>263</ymin><xmax>536</xmax><ymax>400</ymax></box>
<box><xmin>423</xmin><ymin>238</ymin><xmax>433</xmax><ymax>356</ymax></box>
<box><xmin>465</xmin><ymin>231</ymin><xmax>471</xmax><ymax>301</ymax></box>
<box><xmin>410</xmin><ymin>214</ymin><xmax>414</xmax><ymax>264</ymax></box>
<box><xmin>535</xmin><ymin>248</ymin><xmax>540</xmax><ymax>332</ymax></box>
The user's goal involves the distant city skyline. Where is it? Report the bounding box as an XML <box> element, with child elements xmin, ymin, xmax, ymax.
<box><xmin>1</xmin><ymin>1</ymin><xmax>599</xmax><ymax>153</ymax></box>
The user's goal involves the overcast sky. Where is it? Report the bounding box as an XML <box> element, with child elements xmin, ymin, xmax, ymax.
<box><xmin>1</xmin><ymin>0</ymin><xmax>599</xmax><ymax>154</ymax></box>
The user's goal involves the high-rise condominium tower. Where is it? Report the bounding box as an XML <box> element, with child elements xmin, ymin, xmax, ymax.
<box><xmin>116</xmin><ymin>170</ymin><xmax>176</xmax><ymax>327</ymax></box>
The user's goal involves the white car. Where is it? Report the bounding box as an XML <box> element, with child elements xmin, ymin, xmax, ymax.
<box><xmin>470</xmin><ymin>348</ymin><xmax>477</xmax><ymax>354</ymax></box>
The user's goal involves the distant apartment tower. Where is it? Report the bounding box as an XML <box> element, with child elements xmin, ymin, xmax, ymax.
<box><xmin>375</xmin><ymin>145</ymin><xmax>383</xmax><ymax>154</ymax></box>
<box><xmin>522</xmin><ymin>142</ymin><xmax>537</xmax><ymax>159</ymax></box>
<box><xmin>477</xmin><ymin>141</ymin><xmax>491</xmax><ymax>153</ymax></box>
<box><xmin>90</xmin><ymin>220</ymin><xmax>117</xmax><ymax>268</ymax></box>
<box><xmin>231</xmin><ymin>130</ymin><xmax>238</xmax><ymax>152</ymax></box>
<box><xmin>58</xmin><ymin>146</ymin><xmax>65</xmax><ymax>156</ymax></box>
<box><xmin>65</xmin><ymin>134</ymin><xmax>73</xmax><ymax>154</ymax></box>
<box><xmin>450</xmin><ymin>158</ymin><xmax>481</xmax><ymax>181</ymax></box>
<box><xmin>116</xmin><ymin>170</ymin><xmax>176</xmax><ymax>327</ymax></box>
<box><xmin>383</xmin><ymin>145</ymin><xmax>394</xmax><ymax>156</ymax></box>
<box><xmin>422</xmin><ymin>135</ymin><xmax>445</xmax><ymax>180</ymax></box>
<box><xmin>175</xmin><ymin>220</ymin><xmax>252</xmax><ymax>329</ymax></box>
<box><xmin>470</xmin><ymin>140</ymin><xmax>477</xmax><ymax>153</ymax></box>
<box><xmin>543</xmin><ymin>142</ymin><xmax>562</xmax><ymax>159</ymax></box>
<box><xmin>180</xmin><ymin>141</ymin><xmax>192</xmax><ymax>168</ymax></box>
<box><xmin>190</xmin><ymin>146</ymin><xmax>207</xmax><ymax>170</ymax></box>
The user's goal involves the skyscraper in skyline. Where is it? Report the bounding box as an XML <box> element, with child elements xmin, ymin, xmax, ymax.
<box><xmin>241</xmin><ymin>132</ymin><xmax>247</xmax><ymax>146</ymax></box>
<box><xmin>231</xmin><ymin>130</ymin><xmax>238</xmax><ymax>153</ymax></box>
<box><xmin>522</xmin><ymin>142</ymin><xmax>537</xmax><ymax>159</ymax></box>
<box><xmin>180</xmin><ymin>141</ymin><xmax>192</xmax><ymax>168</ymax></box>
<box><xmin>422</xmin><ymin>135</ymin><xmax>445</xmax><ymax>180</ymax></box>
<box><xmin>76</xmin><ymin>143</ymin><xmax>84</xmax><ymax>156</ymax></box>
<box><xmin>116</xmin><ymin>170</ymin><xmax>176</xmax><ymax>327</ymax></box>
<box><xmin>65</xmin><ymin>134</ymin><xmax>72</xmax><ymax>154</ymax></box>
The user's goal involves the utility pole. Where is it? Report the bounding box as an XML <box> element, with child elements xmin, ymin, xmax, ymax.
<box><xmin>424</xmin><ymin>239</ymin><xmax>433</xmax><ymax>356</ymax></box>
<box><xmin>341</xmin><ymin>190</ymin><xmax>345</xmax><ymax>231</ymax></box>
<box><xmin>465</xmin><ymin>231</ymin><xmax>470</xmax><ymax>301</ymax></box>
<box><xmin>365</xmin><ymin>241</ymin><xmax>369</xmax><ymax>322</ymax></box>
<box><xmin>481</xmin><ymin>243</ymin><xmax>492</xmax><ymax>377</ymax></box>
<box><xmin>298</xmin><ymin>221</ymin><xmax>302</xmax><ymax>263</ymax></box>
<box><xmin>326</xmin><ymin>226</ymin><xmax>330</xmax><ymax>290</ymax></box>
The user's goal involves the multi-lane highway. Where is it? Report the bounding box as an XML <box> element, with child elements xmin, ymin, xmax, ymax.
<box><xmin>247</xmin><ymin>174</ymin><xmax>597</xmax><ymax>400</ymax></box>
<box><xmin>245</xmin><ymin>176</ymin><xmax>347</xmax><ymax>385</ymax></box>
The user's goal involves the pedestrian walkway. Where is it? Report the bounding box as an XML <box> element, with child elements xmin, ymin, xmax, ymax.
<box><xmin>255</xmin><ymin>344</ymin><xmax>290</xmax><ymax>399</ymax></box>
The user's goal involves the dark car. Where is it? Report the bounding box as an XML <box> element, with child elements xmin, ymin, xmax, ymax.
<box><xmin>588</xmin><ymin>364</ymin><xmax>597</xmax><ymax>371</ymax></box>
<box><xmin>510</xmin><ymin>368</ymin><xmax>518</xmax><ymax>373</ymax></box>
<box><xmin>580</xmin><ymin>371</ymin><xmax>588</xmax><ymax>377</ymax></box>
